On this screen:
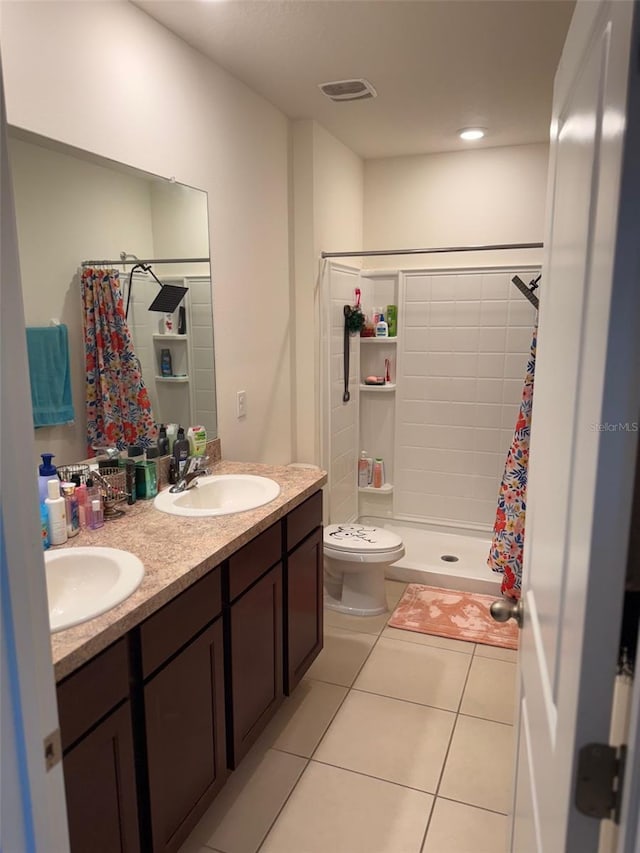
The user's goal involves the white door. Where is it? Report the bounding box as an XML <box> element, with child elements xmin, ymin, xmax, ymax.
<box><xmin>509</xmin><ymin>1</ymin><xmax>640</xmax><ymax>851</ymax></box>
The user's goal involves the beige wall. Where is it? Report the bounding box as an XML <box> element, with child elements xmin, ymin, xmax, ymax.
<box><xmin>292</xmin><ymin>120</ymin><xmax>363</xmax><ymax>464</ymax></box>
<box><xmin>364</xmin><ymin>143</ymin><xmax>549</xmax><ymax>269</ymax></box>
<box><xmin>1</xmin><ymin>0</ymin><xmax>292</xmax><ymax>464</ymax></box>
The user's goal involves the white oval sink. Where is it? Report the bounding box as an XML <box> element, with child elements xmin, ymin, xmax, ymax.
<box><xmin>153</xmin><ymin>474</ymin><xmax>281</xmax><ymax>517</ymax></box>
<box><xmin>45</xmin><ymin>547</ymin><xmax>144</xmax><ymax>633</ymax></box>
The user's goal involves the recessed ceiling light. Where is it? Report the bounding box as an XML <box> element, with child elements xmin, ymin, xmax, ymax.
<box><xmin>459</xmin><ymin>128</ymin><xmax>486</xmax><ymax>141</ymax></box>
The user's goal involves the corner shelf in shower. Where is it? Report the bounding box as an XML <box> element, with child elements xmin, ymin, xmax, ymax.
<box><xmin>358</xmin><ymin>483</ymin><xmax>393</xmax><ymax>494</ymax></box>
<box><xmin>155</xmin><ymin>375</ymin><xmax>190</xmax><ymax>383</ymax></box>
<box><xmin>360</xmin><ymin>337</ymin><xmax>398</xmax><ymax>344</ymax></box>
<box><xmin>152</xmin><ymin>334</ymin><xmax>189</xmax><ymax>341</ymax></box>
<box><xmin>359</xmin><ymin>383</ymin><xmax>396</xmax><ymax>393</ymax></box>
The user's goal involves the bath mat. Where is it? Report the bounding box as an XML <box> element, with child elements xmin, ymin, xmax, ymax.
<box><xmin>388</xmin><ymin>584</ymin><xmax>519</xmax><ymax>650</ymax></box>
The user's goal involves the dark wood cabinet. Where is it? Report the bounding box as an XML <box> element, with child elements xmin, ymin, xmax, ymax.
<box><xmin>286</xmin><ymin>526</ymin><xmax>323</xmax><ymax>693</ymax></box>
<box><xmin>144</xmin><ymin>618</ymin><xmax>227</xmax><ymax>853</ymax></box>
<box><xmin>63</xmin><ymin>702</ymin><xmax>140</xmax><ymax>853</ymax></box>
<box><xmin>229</xmin><ymin>562</ymin><xmax>283</xmax><ymax>767</ymax></box>
<box><xmin>57</xmin><ymin>490</ymin><xmax>323</xmax><ymax>850</ymax></box>
<box><xmin>58</xmin><ymin>639</ymin><xmax>139</xmax><ymax>853</ymax></box>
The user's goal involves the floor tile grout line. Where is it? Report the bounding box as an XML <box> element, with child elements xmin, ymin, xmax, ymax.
<box><xmin>349</xmin><ymin>685</ymin><xmax>461</xmax><ymax>715</ymax></box>
<box><xmin>253</xmin><ymin>606</ymin><xmax>395</xmax><ymax>853</ymax></box>
<box><xmin>436</xmin><ymin>793</ymin><xmax>509</xmax><ymax>817</ymax></box>
<box><xmin>308</xmin><ymin>616</ymin><xmax>389</xmax><ymax>761</ymax></box>
<box><xmin>307</xmin><ymin>756</ymin><xmax>440</xmax><ymax>798</ymax></box>
<box><xmin>420</xmin><ymin>646</ymin><xmax>476</xmax><ymax>850</ymax></box>
<box><xmin>253</xmin><ymin>757</ymin><xmax>311</xmax><ymax>853</ymax></box>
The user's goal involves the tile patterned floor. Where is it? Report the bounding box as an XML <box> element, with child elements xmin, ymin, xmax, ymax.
<box><xmin>179</xmin><ymin>581</ymin><xmax>517</xmax><ymax>853</ymax></box>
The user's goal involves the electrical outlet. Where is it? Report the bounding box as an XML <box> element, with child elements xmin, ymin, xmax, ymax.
<box><xmin>236</xmin><ymin>390</ymin><xmax>247</xmax><ymax>419</ymax></box>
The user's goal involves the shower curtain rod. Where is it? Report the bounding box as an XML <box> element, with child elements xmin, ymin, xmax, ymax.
<box><xmin>81</xmin><ymin>256</ymin><xmax>209</xmax><ymax>267</ymax></box>
<box><xmin>321</xmin><ymin>241</ymin><xmax>543</xmax><ymax>259</ymax></box>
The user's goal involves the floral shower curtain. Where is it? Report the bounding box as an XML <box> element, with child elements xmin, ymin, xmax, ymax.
<box><xmin>488</xmin><ymin>325</ymin><xmax>537</xmax><ymax>599</ymax></box>
<box><xmin>82</xmin><ymin>267</ymin><xmax>156</xmax><ymax>452</ymax></box>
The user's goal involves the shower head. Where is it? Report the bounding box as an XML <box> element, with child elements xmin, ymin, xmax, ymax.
<box><xmin>148</xmin><ymin>283</ymin><xmax>188</xmax><ymax>313</ymax></box>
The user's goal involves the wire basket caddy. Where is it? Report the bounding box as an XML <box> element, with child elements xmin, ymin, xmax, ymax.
<box><xmin>57</xmin><ymin>464</ymin><xmax>91</xmax><ymax>485</ymax></box>
<box><xmin>91</xmin><ymin>468</ymin><xmax>129</xmax><ymax>519</ymax></box>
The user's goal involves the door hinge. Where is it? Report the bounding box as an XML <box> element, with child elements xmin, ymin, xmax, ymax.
<box><xmin>43</xmin><ymin>728</ymin><xmax>62</xmax><ymax>771</ymax></box>
<box><xmin>575</xmin><ymin>743</ymin><xmax>627</xmax><ymax>824</ymax></box>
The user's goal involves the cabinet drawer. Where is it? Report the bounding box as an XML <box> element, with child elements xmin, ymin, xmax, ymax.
<box><xmin>141</xmin><ymin>568</ymin><xmax>222</xmax><ymax>678</ymax></box>
<box><xmin>228</xmin><ymin>522</ymin><xmax>282</xmax><ymax>602</ymax></box>
<box><xmin>285</xmin><ymin>491</ymin><xmax>322</xmax><ymax>553</ymax></box>
<box><xmin>57</xmin><ymin>638</ymin><xmax>130</xmax><ymax>752</ymax></box>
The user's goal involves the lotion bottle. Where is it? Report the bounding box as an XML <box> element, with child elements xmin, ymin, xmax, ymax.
<box><xmin>375</xmin><ymin>314</ymin><xmax>389</xmax><ymax>337</ymax></box>
<box><xmin>38</xmin><ymin>453</ymin><xmax>57</xmax><ymax>503</ymax></box>
<box><xmin>372</xmin><ymin>458</ymin><xmax>385</xmax><ymax>489</ymax></box>
<box><xmin>46</xmin><ymin>478</ymin><xmax>67</xmax><ymax>545</ymax></box>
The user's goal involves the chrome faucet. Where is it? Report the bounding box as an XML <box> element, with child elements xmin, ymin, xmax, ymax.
<box><xmin>169</xmin><ymin>456</ymin><xmax>210</xmax><ymax>493</ymax></box>
<box><xmin>92</xmin><ymin>444</ymin><xmax>120</xmax><ymax>461</ymax></box>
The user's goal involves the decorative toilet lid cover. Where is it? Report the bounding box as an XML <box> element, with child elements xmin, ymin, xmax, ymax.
<box><xmin>323</xmin><ymin>524</ymin><xmax>403</xmax><ymax>553</ymax></box>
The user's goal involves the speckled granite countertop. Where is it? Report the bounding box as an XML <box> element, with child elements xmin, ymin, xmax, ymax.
<box><xmin>51</xmin><ymin>460</ymin><xmax>326</xmax><ymax>682</ymax></box>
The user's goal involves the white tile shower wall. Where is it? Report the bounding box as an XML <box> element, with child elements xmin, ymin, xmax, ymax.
<box><xmin>187</xmin><ymin>276</ymin><xmax>217</xmax><ymax>437</ymax></box>
<box><xmin>395</xmin><ymin>269</ymin><xmax>538</xmax><ymax>528</ymax></box>
<box><xmin>327</xmin><ymin>265</ymin><xmax>360</xmax><ymax>524</ymax></box>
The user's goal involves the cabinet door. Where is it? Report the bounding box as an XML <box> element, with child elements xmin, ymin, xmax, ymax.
<box><xmin>63</xmin><ymin>702</ymin><xmax>140</xmax><ymax>853</ymax></box>
<box><xmin>286</xmin><ymin>527</ymin><xmax>323</xmax><ymax>693</ymax></box>
<box><xmin>144</xmin><ymin>619</ymin><xmax>226</xmax><ymax>853</ymax></box>
<box><xmin>230</xmin><ymin>563</ymin><xmax>283</xmax><ymax>767</ymax></box>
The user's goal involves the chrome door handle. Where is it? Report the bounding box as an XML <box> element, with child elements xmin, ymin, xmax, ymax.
<box><xmin>490</xmin><ymin>597</ymin><xmax>524</xmax><ymax>628</ymax></box>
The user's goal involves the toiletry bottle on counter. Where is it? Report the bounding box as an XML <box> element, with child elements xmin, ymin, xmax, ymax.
<box><xmin>125</xmin><ymin>459</ymin><xmax>137</xmax><ymax>505</ymax></box>
<box><xmin>40</xmin><ymin>503</ymin><xmax>50</xmax><ymax>550</ymax></box>
<box><xmin>75</xmin><ymin>480</ymin><xmax>88</xmax><ymax>529</ymax></box>
<box><xmin>358</xmin><ymin>451</ymin><xmax>369</xmax><ymax>488</ymax></box>
<box><xmin>372</xmin><ymin>458</ymin><xmax>385</xmax><ymax>488</ymax></box>
<box><xmin>187</xmin><ymin>425</ymin><xmax>207</xmax><ymax>456</ymax></box>
<box><xmin>166</xmin><ymin>423</ymin><xmax>178</xmax><ymax>453</ymax></box>
<box><xmin>46</xmin><ymin>479</ymin><xmax>67</xmax><ymax>545</ymax></box>
<box><xmin>86</xmin><ymin>477</ymin><xmax>104</xmax><ymax>529</ymax></box>
<box><xmin>38</xmin><ymin>453</ymin><xmax>57</xmax><ymax>503</ymax></box>
<box><xmin>375</xmin><ymin>315</ymin><xmax>389</xmax><ymax>338</ymax></box>
<box><xmin>157</xmin><ymin>424</ymin><xmax>169</xmax><ymax>456</ymax></box>
<box><xmin>61</xmin><ymin>482</ymin><xmax>80</xmax><ymax>537</ymax></box>
<box><xmin>173</xmin><ymin>426</ymin><xmax>190</xmax><ymax>476</ymax></box>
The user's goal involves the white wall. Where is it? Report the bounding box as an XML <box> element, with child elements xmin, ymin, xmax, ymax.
<box><xmin>364</xmin><ymin>143</ymin><xmax>549</xmax><ymax>269</ymax></box>
<box><xmin>9</xmin><ymin>136</ymin><xmax>156</xmax><ymax>464</ymax></box>
<box><xmin>1</xmin><ymin>0</ymin><xmax>292</xmax><ymax>464</ymax></box>
<box><xmin>292</xmin><ymin>120</ymin><xmax>363</xmax><ymax>464</ymax></box>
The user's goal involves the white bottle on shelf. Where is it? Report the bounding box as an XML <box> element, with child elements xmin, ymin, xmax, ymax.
<box><xmin>375</xmin><ymin>315</ymin><xmax>389</xmax><ymax>337</ymax></box>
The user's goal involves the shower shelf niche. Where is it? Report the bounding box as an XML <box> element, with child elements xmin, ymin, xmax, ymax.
<box><xmin>155</xmin><ymin>375</ymin><xmax>190</xmax><ymax>383</ymax></box>
<box><xmin>360</xmin><ymin>337</ymin><xmax>398</xmax><ymax>344</ymax></box>
<box><xmin>358</xmin><ymin>484</ymin><xmax>394</xmax><ymax>494</ymax></box>
<box><xmin>359</xmin><ymin>383</ymin><xmax>396</xmax><ymax>392</ymax></box>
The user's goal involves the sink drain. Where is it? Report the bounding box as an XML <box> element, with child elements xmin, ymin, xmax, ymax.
<box><xmin>440</xmin><ymin>554</ymin><xmax>459</xmax><ymax>563</ymax></box>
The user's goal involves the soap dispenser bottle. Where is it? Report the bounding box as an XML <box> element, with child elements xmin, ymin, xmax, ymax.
<box><xmin>38</xmin><ymin>453</ymin><xmax>57</xmax><ymax>503</ymax></box>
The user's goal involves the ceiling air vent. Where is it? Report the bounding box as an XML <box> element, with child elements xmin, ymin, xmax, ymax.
<box><xmin>318</xmin><ymin>79</ymin><xmax>377</xmax><ymax>102</ymax></box>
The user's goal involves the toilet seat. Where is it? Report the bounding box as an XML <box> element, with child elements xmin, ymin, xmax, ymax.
<box><xmin>323</xmin><ymin>524</ymin><xmax>405</xmax><ymax>564</ymax></box>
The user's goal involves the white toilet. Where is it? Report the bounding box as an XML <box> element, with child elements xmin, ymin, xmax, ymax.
<box><xmin>323</xmin><ymin>524</ymin><xmax>405</xmax><ymax>616</ymax></box>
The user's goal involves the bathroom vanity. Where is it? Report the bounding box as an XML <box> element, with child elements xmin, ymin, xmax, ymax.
<box><xmin>50</xmin><ymin>461</ymin><xmax>326</xmax><ymax>853</ymax></box>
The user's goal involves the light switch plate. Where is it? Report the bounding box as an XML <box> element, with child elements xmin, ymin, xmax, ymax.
<box><xmin>236</xmin><ymin>390</ymin><xmax>247</xmax><ymax>419</ymax></box>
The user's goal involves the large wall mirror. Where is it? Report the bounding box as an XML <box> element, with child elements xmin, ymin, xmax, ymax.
<box><xmin>9</xmin><ymin>130</ymin><xmax>217</xmax><ymax>465</ymax></box>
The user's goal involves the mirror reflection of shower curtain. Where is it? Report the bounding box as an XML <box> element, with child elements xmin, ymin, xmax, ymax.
<box><xmin>81</xmin><ymin>267</ymin><xmax>156</xmax><ymax>452</ymax></box>
<box><xmin>488</xmin><ymin>324</ymin><xmax>537</xmax><ymax>599</ymax></box>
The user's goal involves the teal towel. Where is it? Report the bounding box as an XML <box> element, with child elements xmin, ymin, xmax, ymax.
<box><xmin>26</xmin><ymin>324</ymin><xmax>75</xmax><ymax>428</ymax></box>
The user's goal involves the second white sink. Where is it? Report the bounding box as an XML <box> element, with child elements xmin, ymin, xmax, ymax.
<box><xmin>153</xmin><ymin>474</ymin><xmax>281</xmax><ymax>517</ymax></box>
